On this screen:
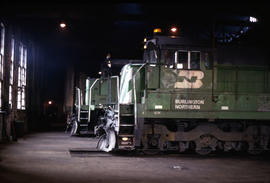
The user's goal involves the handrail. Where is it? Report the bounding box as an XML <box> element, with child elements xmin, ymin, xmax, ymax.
<box><xmin>132</xmin><ymin>63</ymin><xmax>147</xmax><ymax>129</ymax></box>
<box><xmin>76</xmin><ymin>87</ymin><xmax>81</xmax><ymax>122</ymax></box>
<box><xmin>111</xmin><ymin>76</ymin><xmax>120</xmax><ymax>134</ymax></box>
<box><xmin>111</xmin><ymin>76</ymin><xmax>120</xmax><ymax>106</ymax></box>
<box><xmin>88</xmin><ymin>79</ymin><xmax>99</xmax><ymax>122</ymax></box>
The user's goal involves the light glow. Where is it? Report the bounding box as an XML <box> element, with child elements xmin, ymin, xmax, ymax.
<box><xmin>249</xmin><ymin>16</ymin><xmax>258</xmax><ymax>23</ymax></box>
<box><xmin>48</xmin><ymin>101</ymin><xmax>52</xmax><ymax>105</ymax></box>
<box><xmin>60</xmin><ymin>22</ymin><xmax>66</xmax><ymax>28</ymax></box>
<box><xmin>122</xmin><ymin>137</ymin><xmax>129</xmax><ymax>141</ymax></box>
<box><xmin>170</xmin><ymin>27</ymin><xmax>178</xmax><ymax>33</ymax></box>
<box><xmin>153</xmin><ymin>28</ymin><xmax>162</xmax><ymax>33</ymax></box>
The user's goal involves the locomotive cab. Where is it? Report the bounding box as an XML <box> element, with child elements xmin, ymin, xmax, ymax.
<box><xmin>144</xmin><ymin>35</ymin><xmax>213</xmax><ymax>71</ymax></box>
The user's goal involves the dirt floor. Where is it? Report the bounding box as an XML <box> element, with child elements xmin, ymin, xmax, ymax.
<box><xmin>0</xmin><ymin>132</ymin><xmax>270</xmax><ymax>183</ymax></box>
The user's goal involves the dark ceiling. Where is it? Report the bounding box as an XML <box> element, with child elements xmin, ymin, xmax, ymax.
<box><xmin>1</xmin><ymin>2</ymin><xmax>269</xmax><ymax>103</ymax></box>
<box><xmin>1</xmin><ymin>3</ymin><xmax>269</xmax><ymax>65</ymax></box>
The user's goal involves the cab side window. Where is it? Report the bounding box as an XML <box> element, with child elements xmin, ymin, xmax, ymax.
<box><xmin>162</xmin><ymin>49</ymin><xmax>175</xmax><ymax>65</ymax></box>
<box><xmin>175</xmin><ymin>50</ymin><xmax>200</xmax><ymax>70</ymax></box>
<box><xmin>177</xmin><ymin>51</ymin><xmax>188</xmax><ymax>69</ymax></box>
<box><xmin>190</xmin><ymin>51</ymin><xmax>200</xmax><ymax>70</ymax></box>
<box><xmin>144</xmin><ymin>42</ymin><xmax>158</xmax><ymax>63</ymax></box>
<box><xmin>204</xmin><ymin>52</ymin><xmax>213</xmax><ymax>69</ymax></box>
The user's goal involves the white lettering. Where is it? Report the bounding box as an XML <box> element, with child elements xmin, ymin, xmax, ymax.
<box><xmin>174</xmin><ymin>99</ymin><xmax>204</xmax><ymax>110</ymax></box>
<box><xmin>175</xmin><ymin>105</ymin><xmax>200</xmax><ymax>110</ymax></box>
<box><xmin>175</xmin><ymin>99</ymin><xmax>204</xmax><ymax>105</ymax></box>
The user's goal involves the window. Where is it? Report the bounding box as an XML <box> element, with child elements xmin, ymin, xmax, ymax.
<box><xmin>17</xmin><ymin>44</ymin><xmax>27</xmax><ymax>110</ymax></box>
<box><xmin>9</xmin><ymin>38</ymin><xmax>15</xmax><ymax>108</ymax></box>
<box><xmin>175</xmin><ymin>50</ymin><xmax>200</xmax><ymax>70</ymax></box>
<box><xmin>176</xmin><ymin>51</ymin><xmax>188</xmax><ymax>69</ymax></box>
<box><xmin>162</xmin><ymin>49</ymin><xmax>175</xmax><ymax>65</ymax></box>
<box><xmin>144</xmin><ymin>42</ymin><xmax>158</xmax><ymax>63</ymax></box>
<box><xmin>190</xmin><ymin>51</ymin><xmax>200</xmax><ymax>70</ymax></box>
<box><xmin>0</xmin><ymin>23</ymin><xmax>5</xmax><ymax>109</ymax></box>
<box><xmin>204</xmin><ymin>52</ymin><xmax>213</xmax><ymax>69</ymax></box>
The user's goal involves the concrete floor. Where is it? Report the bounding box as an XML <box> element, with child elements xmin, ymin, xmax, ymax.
<box><xmin>0</xmin><ymin>132</ymin><xmax>270</xmax><ymax>183</ymax></box>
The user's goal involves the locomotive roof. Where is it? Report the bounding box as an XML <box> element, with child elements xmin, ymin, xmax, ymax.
<box><xmin>150</xmin><ymin>35</ymin><xmax>212</xmax><ymax>50</ymax></box>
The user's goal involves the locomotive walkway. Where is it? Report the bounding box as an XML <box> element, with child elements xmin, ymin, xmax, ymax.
<box><xmin>0</xmin><ymin>132</ymin><xmax>270</xmax><ymax>183</ymax></box>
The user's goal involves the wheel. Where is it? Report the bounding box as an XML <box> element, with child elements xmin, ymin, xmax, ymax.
<box><xmin>142</xmin><ymin>149</ymin><xmax>160</xmax><ymax>155</ymax></box>
<box><xmin>97</xmin><ymin>134</ymin><xmax>107</xmax><ymax>150</ymax></box>
<box><xmin>195</xmin><ymin>147</ymin><xmax>212</xmax><ymax>155</ymax></box>
<box><xmin>248</xmin><ymin>149</ymin><xmax>263</xmax><ymax>155</ymax></box>
<box><xmin>195</xmin><ymin>135</ymin><xmax>217</xmax><ymax>155</ymax></box>
<box><xmin>96</xmin><ymin>130</ymin><xmax>116</xmax><ymax>152</ymax></box>
<box><xmin>70</xmin><ymin>121</ymin><xmax>78</xmax><ymax>136</ymax></box>
<box><xmin>248</xmin><ymin>142</ymin><xmax>264</xmax><ymax>155</ymax></box>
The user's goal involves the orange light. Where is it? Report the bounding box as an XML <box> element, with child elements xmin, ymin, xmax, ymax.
<box><xmin>153</xmin><ymin>28</ymin><xmax>162</xmax><ymax>33</ymax></box>
<box><xmin>170</xmin><ymin>27</ymin><xmax>178</xmax><ymax>33</ymax></box>
<box><xmin>48</xmin><ymin>101</ymin><xmax>52</xmax><ymax>105</ymax></box>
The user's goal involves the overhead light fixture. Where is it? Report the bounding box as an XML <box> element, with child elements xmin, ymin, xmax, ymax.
<box><xmin>249</xmin><ymin>16</ymin><xmax>258</xmax><ymax>23</ymax></box>
<box><xmin>107</xmin><ymin>62</ymin><xmax>111</xmax><ymax>68</ymax></box>
<box><xmin>59</xmin><ymin>22</ymin><xmax>66</xmax><ymax>29</ymax></box>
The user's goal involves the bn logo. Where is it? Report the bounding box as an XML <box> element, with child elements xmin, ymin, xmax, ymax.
<box><xmin>174</xmin><ymin>70</ymin><xmax>204</xmax><ymax>88</ymax></box>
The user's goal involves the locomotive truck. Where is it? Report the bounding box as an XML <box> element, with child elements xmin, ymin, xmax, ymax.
<box><xmin>73</xmin><ymin>27</ymin><xmax>270</xmax><ymax>155</ymax></box>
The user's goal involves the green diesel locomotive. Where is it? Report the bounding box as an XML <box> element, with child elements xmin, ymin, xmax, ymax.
<box><xmin>73</xmin><ymin>29</ymin><xmax>270</xmax><ymax>155</ymax></box>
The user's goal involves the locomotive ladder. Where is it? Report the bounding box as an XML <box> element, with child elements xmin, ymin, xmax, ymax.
<box><xmin>118</xmin><ymin>104</ymin><xmax>135</xmax><ymax>149</ymax></box>
<box><xmin>75</xmin><ymin>87</ymin><xmax>91</xmax><ymax>135</ymax></box>
<box><xmin>117</xmin><ymin>64</ymin><xmax>146</xmax><ymax>150</ymax></box>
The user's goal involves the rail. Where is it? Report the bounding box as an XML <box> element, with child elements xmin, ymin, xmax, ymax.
<box><xmin>132</xmin><ymin>63</ymin><xmax>147</xmax><ymax>128</ymax></box>
<box><xmin>76</xmin><ymin>87</ymin><xmax>81</xmax><ymax>122</ymax></box>
<box><xmin>88</xmin><ymin>79</ymin><xmax>99</xmax><ymax>122</ymax></box>
<box><xmin>111</xmin><ymin>76</ymin><xmax>120</xmax><ymax>132</ymax></box>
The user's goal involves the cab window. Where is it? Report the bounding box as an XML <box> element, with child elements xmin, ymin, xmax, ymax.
<box><xmin>144</xmin><ymin>42</ymin><xmax>158</xmax><ymax>63</ymax></box>
<box><xmin>175</xmin><ymin>50</ymin><xmax>200</xmax><ymax>70</ymax></box>
<box><xmin>190</xmin><ymin>51</ymin><xmax>200</xmax><ymax>70</ymax></box>
<box><xmin>177</xmin><ymin>51</ymin><xmax>188</xmax><ymax>69</ymax></box>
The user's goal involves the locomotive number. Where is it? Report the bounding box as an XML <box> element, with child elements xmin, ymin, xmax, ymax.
<box><xmin>174</xmin><ymin>70</ymin><xmax>204</xmax><ymax>88</ymax></box>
